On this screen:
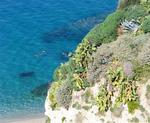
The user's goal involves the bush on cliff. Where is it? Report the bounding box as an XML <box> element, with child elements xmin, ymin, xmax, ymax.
<box><xmin>48</xmin><ymin>82</ymin><xmax>61</xmax><ymax>109</ymax></box>
<box><xmin>96</xmin><ymin>85</ymin><xmax>112</xmax><ymax>112</ymax></box>
<box><xmin>85</xmin><ymin>10</ymin><xmax>123</xmax><ymax>45</ymax></box>
<box><xmin>118</xmin><ymin>0</ymin><xmax>140</xmax><ymax>10</ymax></box>
<box><xmin>72</xmin><ymin>38</ymin><xmax>96</xmax><ymax>68</ymax></box>
<box><xmin>146</xmin><ymin>85</ymin><xmax>150</xmax><ymax>99</ymax></box>
<box><xmin>71</xmin><ymin>73</ymin><xmax>90</xmax><ymax>91</ymax></box>
<box><xmin>53</xmin><ymin>60</ymin><xmax>76</xmax><ymax>82</ymax></box>
<box><xmin>127</xmin><ymin>100</ymin><xmax>140</xmax><ymax>113</ymax></box>
<box><xmin>123</xmin><ymin>5</ymin><xmax>148</xmax><ymax>20</ymax></box>
<box><xmin>107</xmin><ymin>61</ymin><xmax>139</xmax><ymax>112</ymax></box>
<box><xmin>56</xmin><ymin>81</ymin><xmax>73</xmax><ymax>109</ymax></box>
<box><xmin>142</xmin><ymin>16</ymin><xmax>150</xmax><ymax>33</ymax></box>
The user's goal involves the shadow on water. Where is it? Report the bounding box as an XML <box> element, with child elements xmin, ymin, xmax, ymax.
<box><xmin>42</xmin><ymin>14</ymin><xmax>104</xmax><ymax>43</ymax></box>
<box><xmin>18</xmin><ymin>72</ymin><xmax>50</xmax><ymax>97</ymax></box>
<box><xmin>42</xmin><ymin>27</ymin><xmax>84</xmax><ymax>43</ymax></box>
<box><xmin>19</xmin><ymin>71</ymin><xmax>35</xmax><ymax>78</ymax></box>
<box><xmin>31</xmin><ymin>83</ymin><xmax>50</xmax><ymax>97</ymax></box>
<box><xmin>18</xmin><ymin>71</ymin><xmax>38</xmax><ymax>84</ymax></box>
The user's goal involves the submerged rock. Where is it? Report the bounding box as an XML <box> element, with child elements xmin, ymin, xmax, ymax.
<box><xmin>31</xmin><ymin>83</ymin><xmax>50</xmax><ymax>97</ymax></box>
<box><xmin>19</xmin><ymin>71</ymin><xmax>35</xmax><ymax>78</ymax></box>
<box><xmin>42</xmin><ymin>28</ymin><xmax>81</xmax><ymax>43</ymax></box>
<box><xmin>42</xmin><ymin>15</ymin><xmax>103</xmax><ymax>43</ymax></box>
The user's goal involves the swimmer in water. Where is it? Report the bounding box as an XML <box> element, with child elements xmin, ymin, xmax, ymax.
<box><xmin>34</xmin><ymin>50</ymin><xmax>46</xmax><ymax>57</ymax></box>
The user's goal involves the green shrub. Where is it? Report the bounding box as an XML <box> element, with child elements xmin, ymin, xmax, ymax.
<box><xmin>81</xmin><ymin>89</ymin><xmax>94</xmax><ymax>103</ymax></box>
<box><xmin>146</xmin><ymin>85</ymin><xmax>150</xmax><ymax>99</ymax></box>
<box><xmin>139</xmin><ymin>105</ymin><xmax>146</xmax><ymax>112</ymax></box>
<box><xmin>71</xmin><ymin>73</ymin><xmax>90</xmax><ymax>91</ymax></box>
<box><xmin>107</xmin><ymin>66</ymin><xmax>124</xmax><ymax>88</ymax></box>
<box><xmin>53</xmin><ymin>64</ymin><xmax>68</xmax><ymax>82</ymax></box>
<box><xmin>61</xmin><ymin>117</ymin><xmax>66</xmax><ymax>123</ymax></box>
<box><xmin>82</xmin><ymin>105</ymin><xmax>91</xmax><ymax>111</ymax></box>
<box><xmin>48</xmin><ymin>81</ymin><xmax>61</xmax><ymax>109</ymax></box>
<box><xmin>110</xmin><ymin>105</ymin><xmax>123</xmax><ymax>117</ymax></box>
<box><xmin>141</xmin><ymin>1</ymin><xmax>150</xmax><ymax>13</ymax></box>
<box><xmin>123</xmin><ymin>5</ymin><xmax>148</xmax><ymax>20</ymax></box>
<box><xmin>128</xmin><ymin>117</ymin><xmax>139</xmax><ymax>123</ymax></box>
<box><xmin>53</xmin><ymin>60</ymin><xmax>76</xmax><ymax>82</ymax></box>
<box><xmin>45</xmin><ymin>117</ymin><xmax>51</xmax><ymax>123</ymax></box>
<box><xmin>72</xmin><ymin>102</ymin><xmax>81</xmax><ymax>110</ymax></box>
<box><xmin>134</xmin><ymin>64</ymin><xmax>150</xmax><ymax>82</ymax></box>
<box><xmin>56</xmin><ymin>82</ymin><xmax>73</xmax><ymax>109</ymax></box>
<box><xmin>96</xmin><ymin>85</ymin><xmax>112</xmax><ymax>112</ymax></box>
<box><xmin>107</xmin><ymin>61</ymin><xmax>139</xmax><ymax>112</ymax></box>
<box><xmin>140</xmin><ymin>0</ymin><xmax>150</xmax><ymax>4</ymax></box>
<box><xmin>73</xmin><ymin>39</ymin><xmax>96</xmax><ymax>68</ymax></box>
<box><xmin>53</xmin><ymin>57</ymin><xmax>90</xmax><ymax>92</ymax></box>
<box><xmin>118</xmin><ymin>0</ymin><xmax>140</xmax><ymax>9</ymax></box>
<box><xmin>142</xmin><ymin>16</ymin><xmax>150</xmax><ymax>33</ymax></box>
<box><xmin>85</xmin><ymin>10</ymin><xmax>123</xmax><ymax>45</ymax></box>
<box><xmin>127</xmin><ymin>100</ymin><xmax>140</xmax><ymax>113</ymax></box>
<box><xmin>114</xmin><ymin>79</ymin><xmax>139</xmax><ymax>109</ymax></box>
<box><xmin>148</xmin><ymin>117</ymin><xmax>150</xmax><ymax>123</ymax></box>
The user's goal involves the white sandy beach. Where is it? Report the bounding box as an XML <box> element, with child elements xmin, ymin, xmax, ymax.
<box><xmin>1</xmin><ymin>116</ymin><xmax>46</xmax><ymax>123</ymax></box>
<box><xmin>10</xmin><ymin>117</ymin><xmax>46</xmax><ymax>123</ymax></box>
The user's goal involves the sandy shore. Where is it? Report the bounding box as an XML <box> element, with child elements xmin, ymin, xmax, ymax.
<box><xmin>1</xmin><ymin>115</ymin><xmax>46</xmax><ymax>123</ymax></box>
<box><xmin>10</xmin><ymin>117</ymin><xmax>46</xmax><ymax>123</ymax></box>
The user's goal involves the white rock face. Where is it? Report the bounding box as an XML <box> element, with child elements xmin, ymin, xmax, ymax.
<box><xmin>45</xmin><ymin>79</ymin><xmax>150</xmax><ymax>123</ymax></box>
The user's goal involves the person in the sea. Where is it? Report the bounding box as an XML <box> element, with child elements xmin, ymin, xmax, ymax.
<box><xmin>34</xmin><ymin>50</ymin><xmax>46</xmax><ymax>57</ymax></box>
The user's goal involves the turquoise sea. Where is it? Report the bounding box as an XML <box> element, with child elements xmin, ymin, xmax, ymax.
<box><xmin>0</xmin><ymin>0</ymin><xmax>117</xmax><ymax>120</ymax></box>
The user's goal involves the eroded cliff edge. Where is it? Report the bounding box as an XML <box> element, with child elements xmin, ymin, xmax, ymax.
<box><xmin>45</xmin><ymin>0</ymin><xmax>150</xmax><ymax>123</ymax></box>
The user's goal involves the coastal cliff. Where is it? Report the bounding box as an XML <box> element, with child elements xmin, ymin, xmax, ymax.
<box><xmin>45</xmin><ymin>0</ymin><xmax>150</xmax><ymax>123</ymax></box>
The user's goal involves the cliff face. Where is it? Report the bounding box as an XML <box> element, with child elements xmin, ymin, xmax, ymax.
<box><xmin>45</xmin><ymin>33</ymin><xmax>150</xmax><ymax>123</ymax></box>
<box><xmin>45</xmin><ymin>79</ymin><xmax>150</xmax><ymax>123</ymax></box>
<box><xmin>45</xmin><ymin>1</ymin><xmax>150</xmax><ymax>123</ymax></box>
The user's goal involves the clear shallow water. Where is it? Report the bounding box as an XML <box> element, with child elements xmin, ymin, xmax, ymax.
<box><xmin>0</xmin><ymin>0</ymin><xmax>117</xmax><ymax>119</ymax></box>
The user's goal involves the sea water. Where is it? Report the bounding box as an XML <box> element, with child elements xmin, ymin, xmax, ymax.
<box><xmin>0</xmin><ymin>0</ymin><xmax>117</xmax><ymax>120</ymax></box>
